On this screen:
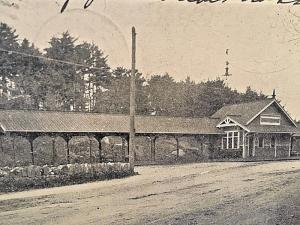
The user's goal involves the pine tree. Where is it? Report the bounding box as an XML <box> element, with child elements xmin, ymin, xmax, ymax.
<box><xmin>14</xmin><ymin>39</ymin><xmax>44</xmax><ymax>109</ymax></box>
<box><xmin>75</xmin><ymin>42</ymin><xmax>111</xmax><ymax>111</ymax></box>
<box><xmin>94</xmin><ymin>67</ymin><xmax>148</xmax><ymax>114</ymax></box>
<box><xmin>0</xmin><ymin>23</ymin><xmax>19</xmax><ymax>108</ymax></box>
<box><xmin>45</xmin><ymin>31</ymin><xmax>78</xmax><ymax>110</ymax></box>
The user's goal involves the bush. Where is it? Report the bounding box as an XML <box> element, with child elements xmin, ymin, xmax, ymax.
<box><xmin>0</xmin><ymin>162</ymin><xmax>134</xmax><ymax>193</ymax></box>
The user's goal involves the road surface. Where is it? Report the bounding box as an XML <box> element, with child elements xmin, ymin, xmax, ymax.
<box><xmin>0</xmin><ymin>161</ymin><xmax>299</xmax><ymax>225</ymax></box>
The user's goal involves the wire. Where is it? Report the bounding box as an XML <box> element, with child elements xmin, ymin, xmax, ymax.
<box><xmin>0</xmin><ymin>47</ymin><xmax>106</xmax><ymax>71</ymax></box>
<box><xmin>0</xmin><ymin>48</ymin><xmax>269</xmax><ymax>95</ymax></box>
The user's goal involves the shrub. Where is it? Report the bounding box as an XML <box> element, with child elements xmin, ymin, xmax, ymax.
<box><xmin>0</xmin><ymin>162</ymin><xmax>134</xmax><ymax>193</ymax></box>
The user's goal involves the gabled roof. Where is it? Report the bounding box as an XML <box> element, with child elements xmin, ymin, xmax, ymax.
<box><xmin>211</xmin><ymin>99</ymin><xmax>274</xmax><ymax>124</ymax></box>
<box><xmin>0</xmin><ymin>110</ymin><xmax>221</xmax><ymax>135</ymax></box>
<box><xmin>211</xmin><ymin>99</ymin><xmax>297</xmax><ymax>127</ymax></box>
<box><xmin>216</xmin><ymin>116</ymin><xmax>250</xmax><ymax>132</ymax></box>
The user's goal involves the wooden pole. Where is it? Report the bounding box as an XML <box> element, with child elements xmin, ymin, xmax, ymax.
<box><xmin>89</xmin><ymin>136</ymin><xmax>93</xmax><ymax>163</ymax></box>
<box><xmin>242</xmin><ymin>131</ymin><xmax>246</xmax><ymax>158</ymax></box>
<box><xmin>66</xmin><ymin>137</ymin><xmax>70</xmax><ymax>164</ymax></box>
<box><xmin>52</xmin><ymin>137</ymin><xmax>56</xmax><ymax>165</ymax></box>
<box><xmin>12</xmin><ymin>136</ymin><xmax>16</xmax><ymax>164</ymax></box>
<box><xmin>129</xmin><ymin>27</ymin><xmax>136</xmax><ymax>171</ymax></box>
<box><xmin>274</xmin><ymin>136</ymin><xmax>277</xmax><ymax>158</ymax></box>
<box><xmin>29</xmin><ymin>138</ymin><xmax>34</xmax><ymax>165</ymax></box>
<box><xmin>253</xmin><ymin>135</ymin><xmax>256</xmax><ymax>157</ymax></box>
<box><xmin>97</xmin><ymin>135</ymin><xmax>102</xmax><ymax>163</ymax></box>
<box><xmin>176</xmin><ymin>137</ymin><xmax>180</xmax><ymax>159</ymax></box>
<box><xmin>121</xmin><ymin>137</ymin><xmax>126</xmax><ymax>162</ymax></box>
<box><xmin>289</xmin><ymin>135</ymin><xmax>293</xmax><ymax>157</ymax></box>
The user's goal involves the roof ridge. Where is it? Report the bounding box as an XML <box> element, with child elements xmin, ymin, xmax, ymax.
<box><xmin>0</xmin><ymin>109</ymin><xmax>129</xmax><ymax>117</ymax></box>
<box><xmin>221</xmin><ymin>98</ymin><xmax>273</xmax><ymax>108</ymax></box>
<box><xmin>0</xmin><ymin>109</ymin><xmax>219</xmax><ymax>120</ymax></box>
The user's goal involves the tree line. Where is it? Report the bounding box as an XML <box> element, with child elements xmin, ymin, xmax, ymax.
<box><xmin>0</xmin><ymin>22</ymin><xmax>266</xmax><ymax>117</ymax></box>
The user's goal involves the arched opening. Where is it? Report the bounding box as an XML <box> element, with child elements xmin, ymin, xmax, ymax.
<box><xmin>155</xmin><ymin>136</ymin><xmax>178</xmax><ymax>163</ymax></box>
<box><xmin>178</xmin><ymin>136</ymin><xmax>205</xmax><ymax>162</ymax></box>
<box><xmin>101</xmin><ymin>136</ymin><xmax>127</xmax><ymax>162</ymax></box>
<box><xmin>32</xmin><ymin>135</ymin><xmax>68</xmax><ymax>166</ymax></box>
<box><xmin>68</xmin><ymin>136</ymin><xmax>99</xmax><ymax>164</ymax></box>
<box><xmin>53</xmin><ymin>136</ymin><xmax>69</xmax><ymax>165</ymax></box>
<box><xmin>34</xmin><ymin>135</ymin><xmax>54</xmax><ymax>166</ymax></box>
<box><xmin>134</xmin><ymin>136</ymin><xmax>151</xmax><ymax>162</ymax></box>
<box><xmin>0</xmin><ymin>135</ymin><xmax>31</xmax><ymax>167</ymax></box>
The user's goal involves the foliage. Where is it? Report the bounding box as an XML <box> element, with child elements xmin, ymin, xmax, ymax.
<box><xmin>94</xmin><ymin>67</ymin><xmax>149</xmax><ymax>114</ymax></box>
<box><xmin>0</xmin><ymin>22</ymin><xmax>267</xmax><ymax>117</ymax></box>
<box><xmin>0</xmin><ymin>163</ymin><xmax>133</xmax><ymax>193</ymax></box>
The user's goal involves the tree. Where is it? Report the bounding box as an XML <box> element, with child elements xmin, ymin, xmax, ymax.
<box><xmin>147</xmin><ymin>73</ymin><xmax>180</xmax><ymax>116</ymax></box>
<box><xmin>242</xmin><ymin>86</ymin><xmax>266</xmax><ymax>102</ymax></box>
<box><xmin>94</xmin><ymin>67</ymin><xmax>149</xmax><ymax>114</ymax></box>
<box><xmin>14</xmin><ymin>39</ymin><xmax>45</xmax><ymax>109</ymax></box>
<box><xmin>0</xmin><ymin>23</ymin><xmax>19</xmax><ymax>108</ymax></box>
<box><xmin>45</xmin><ymin>31</ymin><xmax>79</xmax><ymax>110</ymax></box>
<box><xmin>0</xmin><ymin>23</ymin><xmax>268</xmax><ymax>115</ymax></box>
<box><xmin>75</xmin><ymin>42</ymin><xmax>111</xmax><ymax>111</ymax></box>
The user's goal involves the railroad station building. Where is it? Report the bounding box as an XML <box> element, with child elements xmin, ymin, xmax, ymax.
<box><xmin>0</xmin><ymin>97</ymin><xmax>298</xmax><ymax>166</ymax></box>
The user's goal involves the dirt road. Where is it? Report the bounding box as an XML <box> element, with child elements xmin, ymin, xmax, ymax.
<box><xmin>0</xmin><ymin>161</ymin><xmax>299</xmax><ymax>225</ymax></box>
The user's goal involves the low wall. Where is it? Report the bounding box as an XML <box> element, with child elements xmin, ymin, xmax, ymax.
<box><xmin>210</xmin><ymin>148</ymin><xmax>242</xmax><ymax>159</ymax></box>
<box><xmin>0</xmin><ymin>162</ymin><xmax>133</xmax><ymax>193</ymax></box>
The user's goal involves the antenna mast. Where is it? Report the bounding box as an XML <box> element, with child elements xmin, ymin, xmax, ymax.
<box><xmin>222</xmin><ymin>49</ymin><xmax>232</xmax><ymax>80</ymax></box>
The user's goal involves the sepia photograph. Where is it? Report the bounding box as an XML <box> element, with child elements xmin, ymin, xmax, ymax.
<box><xmin>0</xmin><ymin>0</ymin><xmax>299</xmax><ymax>224</ymax></box>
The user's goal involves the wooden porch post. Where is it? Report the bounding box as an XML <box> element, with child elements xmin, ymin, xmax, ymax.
<box><xmin>51</xmin><ymin>137</ymin><xmax>56</xmax><ymax>165</ymax></box>
<box><xmin>61</xmin><ymin>134</ymin><xmax>72</xmax><ymax>164</ymax></box>
<box><xmin>274</xmin><ymin>135</ymin><xmax>277</xmax><ymax>158</ymax></box>
<box><xmin>253</xmin><ymin>134</ymin><xmax>256</xmax><ymax>157</ymax></box>
<box><xmin>175</xmin><ymin>137</ymin><xmax>180</xmax><ymax>159</ymax></box>
<box><xmin>95</xmin><ymin>135</ymin><xmax>103</xmax><ymax>163</ymax></box>
<box><xmin>89</xmin><ymin>136</ymin><xmax>93</xmax><ymax>163</ymax></box>
<box><xmin>289</xmin><ymin>135</ymin><xmax>293</xmax><ymax>157</ymax></box>
<box><xmin>12</xmin><ymin>135</ymin><xmax>16</xmax><ymax>163</ymax></box>
<box><xmin>27</xmin><ymin>135</ymin><xmax>36</xmax><ymax>165</ymax></box>
<box><xmin>121</xmin><ymin>137</ymin><xmax>127</xmax><ymax>162</ymax></box>
<box><xmin>242</xmin><ymin>131</ymin><xmax>247</xmax><ymax>159</ymax></box>
<box><xmin>126</xmin><ymin>135</ymin><xmax>130</xmax><ymax>162</ymax></box>
<box><xmin>0</xmin><ymin>134</ymin><xmax>3</xmax><ymax>153</ymax></box>
<box><xmin>30</xmin><ymin>139</ymin><xmax>34</xmax><ymax>164</ymax></box>
<box><xmin>66</xmin><ymin>138</ymin><xmax>70</xmax><ymax>163</ymax></box>
<box><xmin>150</xmin><ymin>136</ymin><xmax>157</xmax><ymax>161</ymax></box>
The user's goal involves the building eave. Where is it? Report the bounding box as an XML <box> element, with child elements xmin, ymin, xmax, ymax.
<box><xmin>216</xmin><ymin>116</ymin><xmax>250</xmax><ymax>132</ymax></box>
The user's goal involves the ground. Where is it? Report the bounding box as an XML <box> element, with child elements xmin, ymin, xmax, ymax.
<box><xmin>0</xmin><ymin>161</ymin><xmax>299</xmax><ymax>225</ymax></box>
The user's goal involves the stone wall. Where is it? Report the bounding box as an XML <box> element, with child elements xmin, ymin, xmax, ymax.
<box><xmin>0</xmin><ymin>162</ymin><xmax>133</xmax><ymax>193</ymax></box>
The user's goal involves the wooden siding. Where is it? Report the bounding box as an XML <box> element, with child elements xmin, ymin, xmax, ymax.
<box><xmin>249</xmin><ymin>103</ymin><xmax>295</xmax><ymax>128</ymax></box>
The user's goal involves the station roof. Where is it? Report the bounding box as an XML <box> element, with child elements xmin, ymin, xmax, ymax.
<box><xmin>212</xmin><ymin>98</ymin><xmax>297</xmax><ymax>127</ymax></box>
<box><xmin>211</xmin><ymin>99</ymin><xmax>275</xmax><ymax>124</ymax></box>
<box><xmin>0</xmin><ymin>110</ymin><xmax>221</xmax><ymax>135</ymax></box>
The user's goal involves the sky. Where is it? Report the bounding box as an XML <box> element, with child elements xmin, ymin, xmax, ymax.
<box><xmin>0</xmin><ymin>0</ymin><xmax>300</xmax><ymax>119</ymax></box>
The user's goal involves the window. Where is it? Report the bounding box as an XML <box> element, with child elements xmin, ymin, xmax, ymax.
<box><xmin>222</xmin><ymin>137</ymin><xmax>227</xmax><ymax>150</ymax></box>
<box><xmin>260</xmin><ymin>114</ymin><xmax>281</xmax><ymax>125</ymax></box>
<box><xmin>222</xmin><ymin>131</ymin><xmax>239</xmax><ymax>149</ymax></box>
<box><xmin>258</xmin><ymin>137</ymin><xmax>264</xmax><ymax>148</ymax></box>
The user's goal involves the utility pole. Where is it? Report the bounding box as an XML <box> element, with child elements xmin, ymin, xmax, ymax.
<box><xmin>129</xmin><ymin>27</ymin><xmax>136</xmax><ymax>171</ymax></box>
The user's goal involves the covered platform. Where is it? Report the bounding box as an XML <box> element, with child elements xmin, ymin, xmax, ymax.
<box><xmin>0</xmin><ymin>109</ymin><xmax>221</xmax><ymax>166</ymax></box>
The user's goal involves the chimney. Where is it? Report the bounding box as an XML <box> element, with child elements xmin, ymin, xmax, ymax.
<box><xmin>272</xmin><ymin>89</ymin><xmax>276</xmax><ymax>99</ymax></box>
